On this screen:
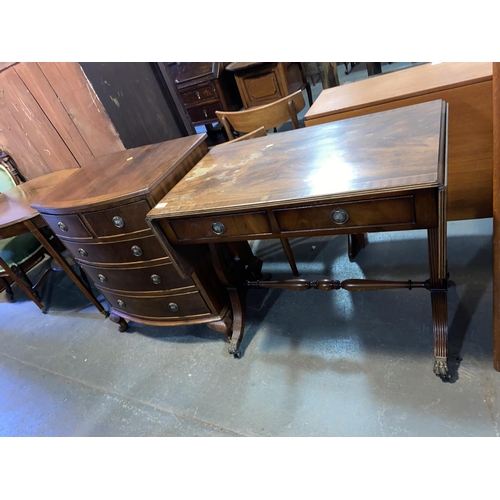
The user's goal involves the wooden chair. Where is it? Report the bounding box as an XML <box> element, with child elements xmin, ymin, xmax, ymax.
<box><xmin>216</xmin><ymin>89</ymin><xmax>306</xmax><ymax>141</ymax></box>
<box><xmin>0</xmin><ymin>164</ymin><xmax>85</xmax><ymax>311</ymax></box>
<box><xmin>214</xmin><ymin>125</ymin><xmax>299</xmax><ymax>277</ymax></box>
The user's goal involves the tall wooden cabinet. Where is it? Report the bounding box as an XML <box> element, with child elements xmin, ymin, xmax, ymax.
<box><xmin>31</xmin><ymin>136</ymin><xmax>228</xmax><ymax>331</ymax></box>
<box><xmin>165</xmin><ymin>63</ymin><xmax>242</xmax><ymax>126</ymax></box>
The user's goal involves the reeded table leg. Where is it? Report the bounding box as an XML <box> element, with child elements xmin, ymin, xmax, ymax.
<box><xmin>227</xmin><ymin>287</ymin><xmax>247</xmax><ymax>358</ymax></box>
<box><xmin>428</xmin><ymin>188</ymin><xmax>450</xmax><ymax>381</ymax></box>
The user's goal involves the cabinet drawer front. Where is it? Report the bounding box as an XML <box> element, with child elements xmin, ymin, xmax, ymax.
<box><xmin>83</xmin><ymin>200</ymin><xmax>151</xmax><ymax>237</ymax></box>
<box><xmin>80</xmin><ymin>261</ymin><xmax>193</xmax><ymax>292</ymax></box>
<box><xmin>42</xmin><ymin>213</ymin><xmax>92</xmax><ymax>239</ymax></box>
<box><xmin>170</xmin><ymin>212</ymin><xmax>272</xmax><ymax>242</ymax></box>
<box><xmin>63</xmin><ymin>234</ymin><xmax>168</xmax><ymax>265</ymax></box>
<box><xmin>103</xmin><ymin>290</ymin><xmax>210</xmax><ymax>319</ymax></box>
<box><xmin>187</xmin><ymin>102</ymin><xmax>222</xmax><ymax>124</ymax></box>
<box><xmin>275</xmin><ymin>196</ymin><xmax>415</xmax><ymax>232</ymax></box>
<box><xmin>181</xmin><ymin>84</ymin><xmax>217</xmax><ymax>105</ymax></box>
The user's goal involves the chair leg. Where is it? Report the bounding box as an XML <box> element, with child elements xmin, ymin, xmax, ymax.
<box><xmin>5</xmin><ymin>264</ymin><xmax>45</xmax><ymax>311</ymax></box>
<box><xmin>305</xmin><ymin>82</ymin><xmax>313</xmax><ymax>107</ymax></box>
<box><xmin>280</xmin><ymin>238</ymin><xmax>299</xmax><ymax>277</ymax></box>
<box><xmin>1</xmin><ymin>277</ymin><xmax>14</xmax><ymax>302</ymax></box>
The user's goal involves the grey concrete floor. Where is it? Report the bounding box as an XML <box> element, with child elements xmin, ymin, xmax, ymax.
<box><xmin>0</xmin><ymin>218</ymin><xmax>497</xmax><ymax>436</ymax></box>
<box><xmin>2</xmin><ymin>62</ymin><xmax>498</xmax><ymax>437</ymax></box>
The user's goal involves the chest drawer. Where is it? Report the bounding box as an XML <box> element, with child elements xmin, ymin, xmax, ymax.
<box><xmin>170</xmin><ymin>211</ymin><xmax>272</xmax><ymax>242</ymax></box>
<box><xmin>80</xmin><ymin>260</ymin><xmax>193</xmax><ymax>292</ymax></box>
<box><xmin>181</xmin><ymin>83</ymin><xmax>217</xmax><ymax>105</ymax></box>
<box><xmin>103</xmin><ymin>289</ymin><xmax>211</xmax><ymax>320</ymax></box>
<box><xmin>187</xmin><ymin>102</ymin><xmax>223</xmax><ymax>124</ymax></box>
<box><xmin>63</xmin><ymin>234</ymin><xmax>168</xmax><ymax>265</ymax></box>
<box><xmin>274</xmin><ymin>196</ymin><xmax>416</xmax><ymax>233</ymax></box>
<box><xmin>42</xmin><ymin>213</ymin><xmax>92</xmax><ymax>239</ymax></box>
<box><xmin>83</xmin><ymin>200</ymin><xmax>151</xmax><ymax>238</ymax></box>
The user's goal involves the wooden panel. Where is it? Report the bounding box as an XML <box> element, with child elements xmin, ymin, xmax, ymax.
<box><xmin>62</xmin><ymin>234</ymin><xmax>168</xmax><ymax>265</ymax></box>
<box><xmin>170</xmin><ymin>211</ymin><xmax>272</xmax><ymax>242</ymax></box>
<box><xmin>83</xmin><ymin>200</ymin><xmax>151</xmax><ymax>237</ymax></box>
<box><xmin>80</xmin><ymin>260</ymin><xmax>193</xmax><ymax>292</ymax></box>
<box><xmin>42</xmin><ymin>213</ymin><xmax>92</xmax><ymax>239</ymax></box>
<box><xmin>14</xmin><ymin>63</ymin><xmax>94</xmax><ymax>166</ymax></box>
<box><xmin>493</xmin><ymin>62</ymin><xmax>500</xmax><ymax>371</ymax></box>
<box><xmin>38</xmin><ymin>62</ymin><xmax>124</xmax><ymax>158</ymax></box>
<box><xmin>304</xmin><ymin>81</ymin><xmax>493</xmax><ymax>222</ymax></box>
<box><xmin>79</xmin><ymin>62</ymin><xmax>188</xmax><ymax>149</ymax></box>
<box><xmin>0</xmin><ymin>68</ymin><xmax>81</xmax><ymax>178</ymax></box>
<box><xmin>304</xmin><ymin>62</ymin><xmax>492</xmax><ymax>123</ymax></box>
<box><xmin>0</xmin><ymin>63</ymin><xmax>18</xmax><ymax>72</ymax></box>
<box><xmin>275</xmin><ymin>196</ymin><xmax>415</xmax><ymax>232</ymax></box>
<box><xmin>102</xmin><ymin>289</ymin><xmax>211</xmax><ymax>319</ymax></box>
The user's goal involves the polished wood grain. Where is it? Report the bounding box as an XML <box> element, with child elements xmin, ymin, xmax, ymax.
<box><xmin>304</xmin><ymin>62</ymin><xmax>493</xmax><ymax>221</ymax></box>
<box><xmin>148</xmin><ymin>101</ymin><xmax>451</xmax><ymax>377</ymax></box>
<box><xmin>148</xmin><ymin>101</ymin><xmax>444</xmax><ymax>219</ymax></box>
<box><xmin>31</xmin><ymin>136</ymin><xmax>208</xmax><ymax>214</ymax></box>
<box><xmin>493</xmin><ymin>62</ymin><xmax>500</xmax><ymax>372</ymax></box>
<box><xmin>0</xmin><ymin>170</ymin><xmax>77</xmax><ymax>231</ymax></box>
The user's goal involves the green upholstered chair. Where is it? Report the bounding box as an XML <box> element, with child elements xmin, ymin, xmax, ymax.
<box><xmin>0</xmin><ymin>164</ymin><xmax>49</xmax><ymax>310</ymax></box>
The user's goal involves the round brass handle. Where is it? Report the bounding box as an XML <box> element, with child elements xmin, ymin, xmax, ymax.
<box><xmin>131</xmin><ymin>245</ymin><xmax>143</xmax><ymax>257</ymax></box>
<box><xmin>57</xmin><ymin>221</ymin><xmax>68</xmax><ymax>232</ymax></box>
<box><xmin>112</xmin><ymin>216</ymin><xmax>124</xmax><ymax>228</ymax></box>
<box><xmin>78</xmin><ymin>248</ymin><xmax>88</xmax><ymax>257</ymax></box>
<box><xmin>203</xmin><ymin>109</ymin><xmax>208</xmax><ymax>118</ymax></box>
<box><xmin>98</xmin><ymin>274</ymin><xmax>107</xmax><ymax>283</ymax></box>
<box><xmin>211</xmin><ymin>222</ymin><xmax>226</xmax><ymax>235</ymax></box>
<box><xmin>117</xmin><ymin>299</ymin><xmax>126</xmax><ymax>308</ymax></box>
<box><xmin>168</xmin><ymin>302</ymin><xmax>179</xmax><ymax>312</ymax></box>
<box><xmin>196</xmin><ymin>91</ymin><xmax>201</xmax><ymax>100</ymax></box>
<box><xmin>330</xmin><ymin>208</ymin><xmax>349</xmax><ymax>225</ymax></box>
<box><xmin>151</xmin><ymin>274</ymin><xmax>161</xmax><ymax>285</ymax></box>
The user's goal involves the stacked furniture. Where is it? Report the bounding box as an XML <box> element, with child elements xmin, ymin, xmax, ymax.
<box><xmin>32</xmin><ymin>136</ymin><xmax>229</xmax><ymax>332</ymax></box>
<box><xmin>166</xmin><ymin>62</ymin><xmax>242</xmax><ymax>127</ymax></box>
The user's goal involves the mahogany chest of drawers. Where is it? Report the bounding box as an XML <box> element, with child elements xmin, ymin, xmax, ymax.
<box><xmin>31</xmin><ymin>136</ymin><xmax>229</xmax><ymax>332</ymax></box>
<box><xmin>166</xmin><ymin>62</ymin><xmax>242</xmax><ymax>126</ymax></box>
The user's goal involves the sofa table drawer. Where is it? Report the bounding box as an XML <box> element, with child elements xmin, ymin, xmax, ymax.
<box><xmin>42</xmin><ymin>213</ymin><xmax>92</xmax><ymax>239</ymax></box>
<box><xmin>80</xmin><ymin>260</ymin><xmax>193</xmax><ymax>292</ymax></box>
<box><xmin>103</xmin><ymin>290</ymin><xmax>211</xmax><ymax>319</ymax></box>
<box><xmin>275</xmin><ymin>196</ymin><xmax>415</xmax><ymax>233</ymax></box>
<box><xmin>170</xmin><ymin>211</ymin><xmax>272</xmax><ymax>242</ymax></box>
<box><xmin>83</xmin><ymin>200</ymin><xmax>151</xmax><ymax>237</ymax></box>
<box><xmin>63</xmin><ymin>234</ymin><xmax>168</xmax><ymax>265</ymax></box>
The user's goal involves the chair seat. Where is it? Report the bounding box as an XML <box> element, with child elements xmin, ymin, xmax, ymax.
<box><xmin>0</xmin><ymin>232</ymin><xmax>43</xmax><ymax>271</ymax></box>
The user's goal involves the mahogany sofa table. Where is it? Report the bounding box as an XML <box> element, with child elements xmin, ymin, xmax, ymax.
<box><xmin>0</xmin><ymin>170</ymin><xmax>106</xmax><ymax>314</ymax></box>
<box><xmin>148</xmin><ymin>101</ymin><xmax>451</xmax><ymax>379</ymax></box>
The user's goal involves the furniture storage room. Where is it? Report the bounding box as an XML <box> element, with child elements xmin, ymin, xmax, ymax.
<box><xmin>1</xmin><ymin>59</ymin><xmax>500</xmax><ymax>450</ymax></box>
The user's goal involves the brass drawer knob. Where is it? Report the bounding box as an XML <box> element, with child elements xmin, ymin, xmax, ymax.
<box><xmin>78</xmin><ymin>248</ymin><xmax>88</xmax><ymax>257</ymax></box>
<box><xmin>331</xmin><ymin>208</ymin><xmax>349</xmax><ymax>225</ymax></box>
<box><xmin>117</xmin><ymin>299</ymin><xmax>126</xmax><ymax>308</ymax></box>
<box><xmin>98</xmin><ymin>274</ymin><xmax>107</xmax><ymax>283</ymax></box>
<box><xmin>196</xmin><ymin>91</ymin><xmax>201</xmax><ymax>100</ymax></box>
<box><xmin>151</xmin><ymin>274</ymin><xmax>161</xmax><ymax>285</ymax></box>
<box><xmin>112</xmin><ymin>216</ymin><xmax>125</xmax><ymax>228</ymax></box>
<box><xmin>131</xmin><ymin>245</ymin><xmax>143</xmax><ymax>257</ymax></box>
<box><xmin>211</xmin><ymin>221</ymin><xmax>226</xmax><ymax>235</ymax></box>
<box><xmin>168</xmin><ymin>302</ymin><xmax>179</xmax><ymax>312</ymax></box>
<box><xmin>203</xmin><ymin>109</ymin><xmax>208</xmax><ymax>118</ymax></box>
<box><xmin>57</xmin><ymin>221</ymin><xmax>68</xmax><ymax>232</ymax></box>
